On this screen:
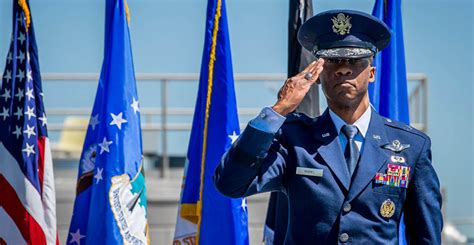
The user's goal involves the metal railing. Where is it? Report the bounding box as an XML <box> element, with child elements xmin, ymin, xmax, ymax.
<box><xmin>43</xmin><ymin>73</ymin><xmax>428</xmax><ymax>177</ymax></box>
<box><xmin>407</xmin><ymin>73</ymin><xmax>428</xmax><ymax>132</ymax></box>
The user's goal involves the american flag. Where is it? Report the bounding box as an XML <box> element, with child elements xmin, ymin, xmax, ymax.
<box><xmin>0</xmin><ymin>1</ymin><xmax>57</xmax><ymax>244</ymax></box>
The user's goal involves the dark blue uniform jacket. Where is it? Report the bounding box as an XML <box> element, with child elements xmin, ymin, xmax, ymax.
<box><xmin>214</xmin><ymin>109</ymin><xmax>442</xmax><ymax>244</ymax></box>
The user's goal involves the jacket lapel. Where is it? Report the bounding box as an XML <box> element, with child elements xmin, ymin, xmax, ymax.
<box><xmin>314</xmin><ymin>110</ymin><xmax>351</xmax><ymax>191</ymax></box>
<box><xmin>347</xmin><ymin>110</ymin><xmax>390</xmax><ymax>202</ymax></box>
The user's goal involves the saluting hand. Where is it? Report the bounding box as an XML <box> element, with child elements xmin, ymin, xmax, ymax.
<box><xmin>272</xmin><ymin>58</ymin><xmax>324</xmax><ymax>116</ymax></box>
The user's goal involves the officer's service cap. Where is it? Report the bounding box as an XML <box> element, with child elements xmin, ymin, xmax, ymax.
<box><xmin>298</xmin><ymin>10</ymin><xmax>391</xmax><ymax>59</ymax></box>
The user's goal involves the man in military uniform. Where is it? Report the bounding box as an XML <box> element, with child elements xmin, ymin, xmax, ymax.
<box><xmin>214</xmin><ymin>9</ymin><xmax>443</xmax><ymax>244</ymax></box>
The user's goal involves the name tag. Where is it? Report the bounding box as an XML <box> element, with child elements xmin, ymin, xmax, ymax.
<box><xmin>296</xmin><ymin>167</ymin><xmax>323</xmax><ymax>177</ymax></box>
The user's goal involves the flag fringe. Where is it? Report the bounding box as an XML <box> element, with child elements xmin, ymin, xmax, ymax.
<box><xmin>180</xmin><ymin>204</ymin><xmax>199</xmax><ymax>224</ymax></box>
<box><xmin>17</xmin><ymin>0</ymin><xmax>31</xmax><ymax>30</ymax></box>
<box><xmin>124</xmin><ymin>0</ymin><xmax>131</xmax><ymax>24</ymax></box>
<box><xmin>196</xmin><ymin>0</ymin><xmax>222</xmax><ymax>243</ymax></box>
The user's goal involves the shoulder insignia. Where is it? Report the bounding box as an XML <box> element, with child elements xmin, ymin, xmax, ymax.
<box><xmin>383</xmin><ymin>117</ymin><xmax>427</xmax><ymax>139</ymax></box>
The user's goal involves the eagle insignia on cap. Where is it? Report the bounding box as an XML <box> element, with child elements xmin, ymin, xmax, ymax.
<box><xmin>331</xmin><ymin>13</ymin><xmax>352</xmax><ymax>35</ymax></box>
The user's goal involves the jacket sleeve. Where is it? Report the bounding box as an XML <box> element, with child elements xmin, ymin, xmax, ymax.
<box><xmin>404</xmin><ymin>136</ymin><xmax>443</xmax><ymax>244</ymax></box>
<box><xmin>213</xmin><ymin>124</ymin><xmax>288</xmax><ymax>198</ymax></box>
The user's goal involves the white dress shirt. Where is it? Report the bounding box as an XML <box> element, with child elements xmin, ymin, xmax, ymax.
<box><xmin>329</xmin><ymin>106</ymin><xmax>372</xmax><ymax>153</ymax></box>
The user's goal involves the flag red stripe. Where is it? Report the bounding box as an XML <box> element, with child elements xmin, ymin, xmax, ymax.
<box><xmin>0</xmin><ymin>175</ymin><xmax>46</xmax><ymax>245</ymax></box>
<box><xmin>37</xmin><ymin>137</ymin><xmax>46</xmax><ymax>193</ymax></box>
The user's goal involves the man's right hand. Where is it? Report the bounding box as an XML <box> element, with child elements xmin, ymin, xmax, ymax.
<box><xmin>272</xmin><ymin>58</ymin><xmax>324</xmax><ymax>116</ymax></box>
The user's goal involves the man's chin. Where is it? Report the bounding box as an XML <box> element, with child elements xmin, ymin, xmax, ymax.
<box><xmin>338</xmin><ymin>93</ymin><xmax>358</xmax><ymax>101</ymax></box>
<box><xmin>331</xmin><ymin>94</ymin><xmax>361</xmax><ymax>107</ymax></box>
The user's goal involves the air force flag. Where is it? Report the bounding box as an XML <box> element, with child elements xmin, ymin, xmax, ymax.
<box><xmin>67</xmin><ymin>0</ymin><xmax>149</xmax><ymax>244</ymax></box>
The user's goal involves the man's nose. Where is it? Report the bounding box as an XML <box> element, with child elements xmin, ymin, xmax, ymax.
<box><xmin>335</xmin><ymin>65</ymin><xmax>352</xmax><ymax>76</ymax></box>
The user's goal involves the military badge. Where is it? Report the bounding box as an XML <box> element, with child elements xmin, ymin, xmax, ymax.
<box><xmin>380</xmin><ymin>199</ymin><xmax>396</xmax><ymax>218</ymax></box>
<box><xmin>331</xmin><ymin>13</ymin><xmax>352</xmax><ymax>35</ymax></box>
<box><xmin>375</xmin><ymin>164</ymin><xmax>411</xmax><ymax>188</ymax></box>
<box><xmin>383</xmin><ymin>140</ymin><xmax>410</xmax><ymax>153</ymax></box>
<box><xmin>390</xmin><ymin>155</ymin><xmax>406</xmax><ymax>164</ymax></box>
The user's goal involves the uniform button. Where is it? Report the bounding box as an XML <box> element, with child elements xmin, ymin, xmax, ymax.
<box><xmin>343</xmin><ymin>203</ymin><xmax>352</xmax><ymax>213</ymax></box>
<box><xmin>339</xmin><ymin>233</ymin><xmax>349</xmax><ymax>243</ymax></box>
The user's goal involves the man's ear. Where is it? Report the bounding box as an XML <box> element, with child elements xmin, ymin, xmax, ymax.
<box><xmin>368</xmin><ymin>66</ymin><xmax>376</xmax><ymax>83</ymax></box>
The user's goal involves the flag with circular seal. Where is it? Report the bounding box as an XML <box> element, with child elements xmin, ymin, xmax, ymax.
<box><xmin>67</xmin><ymin>0</ymin><xmax>149</xmax><ymax>244</ymax></box>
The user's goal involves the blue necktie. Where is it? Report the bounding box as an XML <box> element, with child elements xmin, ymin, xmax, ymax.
<box><xmin>342</xmin><ymin>125</ymin><xmax>359</xmax><ymax>176</ymax></box>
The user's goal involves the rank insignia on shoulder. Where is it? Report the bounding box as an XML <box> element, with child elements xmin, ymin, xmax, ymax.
<box><xmin>374</xmin><ymin>164</ymin><xmax>411</xmax><ymax>188</ymax></box>
<box><xmin>383</xmin><ymin>139</ymin><xmax>410</xmax><ymax>153</ymax></box>
<box><xmin>380</xmin><ymin>199</ymin><xmax>395</xmax><ymax>218</ymax></box>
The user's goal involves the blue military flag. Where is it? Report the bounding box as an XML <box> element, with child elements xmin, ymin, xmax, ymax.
<box><xmin>173</xmin><ymin>0</ymin><xmax>249</xmax><ymax>244</ymax></box>
<box><xmin>371</xmin><ymin>0</ymin><xmax>409</xmax><ymax>244</ymax></box>
<box><xmin>370</xmin><ymin>0</ymin><xmax>410</xmax><ymax>124</ymax></box>
<box><xmin>67</xmin><ymin>0</ymin><xmax>148</xmax><ymax>244</ymax></box>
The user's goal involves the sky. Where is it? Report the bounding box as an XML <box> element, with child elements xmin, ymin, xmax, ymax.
<box><xmin>0</xmin><ymin>0</ymin><xmax>473</xmax><ymax>233</ymax></box>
